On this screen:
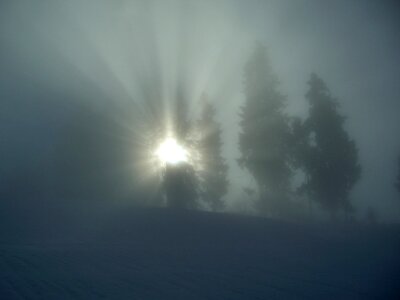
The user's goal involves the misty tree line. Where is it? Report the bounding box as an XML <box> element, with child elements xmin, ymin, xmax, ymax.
<box><xmin>3</xmin><ymin>42</ymin><xmax>400</xmax><ymax>227</ymax></box>
<box><xmin>162</xmin><ymin>43</ymin><xmax>400</xmax><ymax>220</ymax></box>
<box><xmin>237</xmin><ymin>43</ymin><xmax>362</xmax><ymax>219</ymax></box>
<box><xmin>181</xmin><ymin>43</ymin><xmax>365</xmax><ymax>219</ymax></box>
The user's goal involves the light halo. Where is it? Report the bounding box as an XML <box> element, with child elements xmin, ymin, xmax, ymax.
<box><xmin>155</xmin><ymin>137</ymin><xmax>188</xmax><ymax>165</ymax></box>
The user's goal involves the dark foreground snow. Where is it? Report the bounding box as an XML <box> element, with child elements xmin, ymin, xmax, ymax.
<box><xmin>1</xmin><ymin>208</ymin><xmax>399</xmax><ymax>299</ymax></box>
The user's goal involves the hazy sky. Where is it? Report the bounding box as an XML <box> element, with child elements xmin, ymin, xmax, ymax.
<box><xmin>1</xmin><ymin>0</ymin><xmax>399</xmax><ymax>220</ymax></box>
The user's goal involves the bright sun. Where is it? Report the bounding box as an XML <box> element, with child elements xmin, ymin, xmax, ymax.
<box><xmin>155</xmin><ymin>138</ymin><xmax>188</xmax><ymax>165</ymax></box>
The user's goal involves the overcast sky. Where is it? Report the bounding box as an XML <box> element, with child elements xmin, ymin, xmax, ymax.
<box><xmin>1</xmin><ymin>0</ymin><xmax>399</xmax><ymax>220</ymax></box>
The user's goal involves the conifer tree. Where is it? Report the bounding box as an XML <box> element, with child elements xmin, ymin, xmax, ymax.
<box><xmin>238</xmin><ymin>44</ymin><xmax>292</xmax><ymax>216</ymax></box>
<box><xmin>197</xmin><ymin>97</ymin><xmax>228</xmax><ymax>211</ymax></box>
<box><xmin>302</xmin><ymin>73</ymin><xmax>361</xmax><ymax>216</ymax></box>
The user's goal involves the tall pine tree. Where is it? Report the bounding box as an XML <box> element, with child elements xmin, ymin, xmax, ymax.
<box><xmin>197</xmin><ymin>96</ymin><xmax>228</xmax><ymax>211</ymax></box>
<box><xmin>238</xmin><ymin>44</ymin><xmax>292</xmax><ymax>216</ymax></box>
<box><xmin>302</xmin><ymin>73</ymin><xmax>361</xmax><ymax>216</ymax></box>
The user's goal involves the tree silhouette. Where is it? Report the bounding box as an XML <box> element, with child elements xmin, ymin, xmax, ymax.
<box><xmin>301</xmin><ymin>73</ymin><xmax>361</xmax><ymax>217</ymax></box>
<box><xmin>290</xmin><ymin>117</ymin><xmax>314</xmax><ymax>215</ymax></box>
<box><xmin>163</xmin><ymin>162</ymin><xmax>198</xmax><ymax>209</ymax></box>
<box><xmin>197</xmin><ymin>96</ymin><xmax>228</xmax><ymax>211</ymax></box>
<box><xmin>238</xmin><ymin>43</ymin><xmax>292</xmax><ymax>216</ymax></box>
<box><xmin>162</xmin><ymin>85</ymin><xmax>199</xmax><ymax>209</ymax></box>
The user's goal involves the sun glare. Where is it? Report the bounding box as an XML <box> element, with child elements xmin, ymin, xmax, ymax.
<box><xmin>155</xmin><ymin>138</ymin><xmax>188</xmax><ymax>165</ymax></box>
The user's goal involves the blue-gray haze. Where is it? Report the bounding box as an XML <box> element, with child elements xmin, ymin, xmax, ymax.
<box><xmin>0</xmin><ymin>0</ymin><xmax>399</xmax><ymax>221</ymax></box>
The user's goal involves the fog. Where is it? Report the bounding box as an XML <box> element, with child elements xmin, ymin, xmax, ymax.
<box><xmin>1</xmin><ymin>1</ymin><xmax>400</xmax><ymax>298</ymax></box>
<box><xmin>1</xmin><ymin>0</ymin><xmax>400</xmax><ymax>230</ymax></box>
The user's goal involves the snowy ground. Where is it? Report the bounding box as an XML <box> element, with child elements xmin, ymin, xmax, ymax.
<box><xmin>0</xmin><ymin>208</ymin><xmax>399</xmax><ymax>299</ymax></box>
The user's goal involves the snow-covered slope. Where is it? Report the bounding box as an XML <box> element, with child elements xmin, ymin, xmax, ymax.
<box><xmin>1</xmin><ymin>208</ymin><xmax>399</xmax><ymax>299</ymax></box>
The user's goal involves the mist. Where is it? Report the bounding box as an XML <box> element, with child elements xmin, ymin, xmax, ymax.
<box><xmin>1</xmin><ymin>0</ymin><xmax>399</xmax><ymax>229</ymax></box>
<box><xmin>1</xmin><ymin>0</ymin><xmax>400</xmax><ymax>298</ymax></box>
